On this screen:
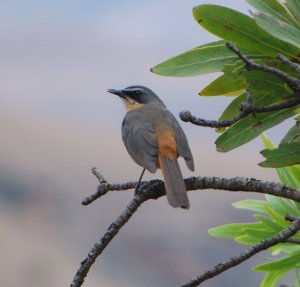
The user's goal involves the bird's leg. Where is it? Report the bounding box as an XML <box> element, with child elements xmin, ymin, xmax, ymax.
<box><xmin>135</xmin><ymin>168</ymin><xmax>146</xmax><ymax>195</ymax></box>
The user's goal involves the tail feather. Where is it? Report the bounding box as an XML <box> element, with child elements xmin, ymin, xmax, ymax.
<box><xmin>159</xmin><ymin>156</ymin><xmax>190</xmax><ymax>209</ymax></box>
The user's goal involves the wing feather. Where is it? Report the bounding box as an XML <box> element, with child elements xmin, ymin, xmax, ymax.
<box><xmin>122</xmin><ymin>116</ymin><xmax>158</xmax><ymax>173</ymax></box>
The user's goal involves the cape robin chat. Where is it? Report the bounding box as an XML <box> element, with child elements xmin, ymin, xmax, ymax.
<box><xmin>108</xmin><ymin>85</ymin><xmax>194</xmax><ymax>209</ymax></box>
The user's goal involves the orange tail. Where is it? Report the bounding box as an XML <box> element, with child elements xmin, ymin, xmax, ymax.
<box><xmin>159</xmin><ymin>155</ymin><xmax>190</xmax><ymax>209</ymax></box>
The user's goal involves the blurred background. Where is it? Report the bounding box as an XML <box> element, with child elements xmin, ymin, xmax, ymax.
<box><xmin>0</xmin><ymin>0</ymin><xmax>288</xmax><ymax>286</ymax></box>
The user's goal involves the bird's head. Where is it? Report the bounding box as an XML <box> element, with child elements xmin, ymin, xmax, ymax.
<box><xmin>108</xmin><ymin>85</ymin><xmax>165</xmax><ymax>112</ymax></box>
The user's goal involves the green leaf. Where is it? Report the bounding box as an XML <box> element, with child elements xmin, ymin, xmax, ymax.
<box><xmin>281</xmin><ymin>122</ymin><xmax>300</xmax><ymax>144</ymax></box>
<box><xmin>192</xmin><ymin>5</ymin><xmax>299</xmax><ymax>57</ymax></box>
<box><xmin>151</xmin><ymin>41</ymin><xmax>240</xmax><ymax>77</ymax></box>
<box><xmin>259</xmin><ymin>269</ymin><xmax>290</xmax><ymax>287</ymax></box>
<box><xmin>282</xmin><ymin>165</ymin><xmax>300</xmax><ymax>189</ymax></box>
<box><xmin>254</xmin><ymin>249</ymin><xmax>300</xmax><ymax>271</ymax></box>
<box><xmin>277</xmin><ymin>166</ymin><xmax>300</xmax><ymax>189</ymax></box>
<box><xmin>270</xmin><ymin>242</ymin><xmax>300</xmax><ymax>255</ymax></box>
<box><xmin>261</xmin><ymin>133</ymin><xmax>300</xmax><ymax>189</ymax></box>
<box><xmin>235</xmin><ymin>234</ymin><xmax>262</xmax><ymax>244</ymax></box>
<box><xmin>216</xmin><ymin>107</ymin><xmax>299</xmax><ymax>152</ymax></box>
<box><xmin>223</xmin><ymin>61</ymin><xmax>246</xmax><ymax>75</ymax></box>
<box><xmin>233</xmin><ymin>199</ymin><xmax>267</xmax><ymax>213</ymax></box>
<box><xmin>245</xmin><ymin>0</ymin><xmax>299</xmax><ymax>27</ymax></box>
<box><xmin>260</xmin><ymin>143</ymin><xmax>300</xmax><ymax>167</ymax></box>
<box><xmin>243</xmin><ymin>227</ymin><xmax>276</xmax><ymax>239</ymax></box>
<box><xmin>245</xmin><ymin>69</ymin><xmax>290</xmax><ymax>106</ymax></box>
<box><xmin>277</xmin><ymin>199</ymin><xmax>299</xmax><ymax>217</ymax></box>
<box><xmin>254</xmin><ymin>12</ymin><xmax>300</xmax><ymax>49</ymax></box>
<box><xmin>218</xmin><ymin>93</ymin><xmax>246</xmax><ymax>122</ymax></box>
<box><xmin>200</xmin><ymin>74</ymin><xmax>247</xmax><ymax>97</ymax></box>
<box><xmin>265</xmin><ymin>194</ymin><xmax>290</xmax><ymax>217</ymax></box>
<box><xmin>208</xmin><ymin>222</ymin><xmax>264</xmax><ymax>238</ymax></box>
<box><xmin>218</xmin><ymin>70</ymin><xmax>289</xmax><ymax>124</ymax></box>
<box><xmin>265</xmin><ymin>194</ymin><xmax>292</xmax><ymax>218</ymax></box>
<box><xmin>254</xmin><ymin>214</ymin><xmax>283</xmax><ymax>232</ymax></box>
<box><xmin>265</xmin><ymin>194</ymin><xmax>299</xmax><ymax>219</ymax></box>
<box><xmin>264</xmin><ymin>203</ymin><xmax>289</xmax><ymax>227</ymax></box>
<box><xmin>286</xmin><ymin>0</ymin><xmax>300</xmax><ymax>24</ymax></box>
<box><xmin>261</xmin><ymin>133</ymin><xmax>276</xmax><ymax>149</ymax></box>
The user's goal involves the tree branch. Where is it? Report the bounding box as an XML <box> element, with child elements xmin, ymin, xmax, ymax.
<box><xmin>181</xmin><ymin>216</ymin><xmax>300</xmax><ymax>287</ymax></box>
<box><xmin>71</xmin><ymin>198</ymin><xmax>144</xmax><ymax>287</ymax></box>
<box><xmin>185</xmin><ymin>176</ymin><xmax>300</xmax><ymax>202</ymax></box>
<box><xmin>226</xmin><ymin>43</ymin><xmax>300</xmax><ymax>92</ymax></box>
<box><xmin>84</xmin><ymin>171</ymin><xmax>300</xmax><ymax>205</ymax></box>
<box><xmin>82</xmin><ymin>168</ymin><xmax>143</xmax><ymax>205</ymax></box>
<box><xmin>180</xmin><ymin>43</ymin><xmax>300</xmax><ymax>128</ymax></box>
<box><xmin>285</xmin><ymin>238</ymin><xmax>300</xmax><ymax>244</ymax></box>
<box><xmin>71</xmin><ymin>179</ymin><xmax>162</xmax><ymax>287</ymax></box>
<box><xmin>180</xmin><ymin>90</ymin><xmax>300</xmax><ymax>128</ymax></box>
<box><xmin>72</xmin><ymin>171</ymin><xmax>300</xmax><ymax>287</ymax></box>
<box><xmin>277</xmin><ymin>54</ymin><xmax>300</xmax><ymax>76</ymax></box>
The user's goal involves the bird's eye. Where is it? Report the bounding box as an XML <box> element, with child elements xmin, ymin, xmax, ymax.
<box><xmin>124</xmin><ymin>88</ymin><xmax>142</xmax><ymax>99</ymax></box>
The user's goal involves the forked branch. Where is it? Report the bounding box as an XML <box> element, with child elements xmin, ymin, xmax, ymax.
<box><xmin>71</xmin><ymin>169</ymin><xmax>300</xmax><ymax>287</ymax></box>
<box><xmin>180</xmin><ymin>43</ymin><xmax>300</xmax><ymax>128</ymax></box>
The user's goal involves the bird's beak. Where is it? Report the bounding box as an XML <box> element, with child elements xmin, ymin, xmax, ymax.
<box><xmin>107</xmin><ymin>89</ymin><xmax>126</xmax><ymax>98</ymax></box>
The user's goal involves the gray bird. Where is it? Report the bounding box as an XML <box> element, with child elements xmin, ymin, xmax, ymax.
<box><xmin>108</xmin><ymin>86</ymin><xmax>194</xmax><ymax>209</ymax></box>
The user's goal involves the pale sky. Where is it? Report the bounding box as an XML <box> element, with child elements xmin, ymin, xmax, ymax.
<box><xmin>0</xmin><ymin>1</ymin><xmax>284</xmax><ymax>286</ymax></box>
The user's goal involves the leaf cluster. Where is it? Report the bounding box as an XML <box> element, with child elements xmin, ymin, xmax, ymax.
<box><xmin>152</xmin><ymin>0</ymin><xmax>300</xmax><ymax>168</ymax></box>
<box><xmin>208</xmin><ymin>96</ymin><xmax>300</xmax><ymax>287</ymax></box>
<box><xmin>151</xmin><ymin>1</ymin><xmax>300</xmax><ymax>285</ymax></box>
<box><xmin>209</xmin><ymin>133</ymin><xmax>300</xmax><ymax>286</ymax></box>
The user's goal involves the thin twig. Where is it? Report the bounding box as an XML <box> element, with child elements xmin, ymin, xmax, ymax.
<box><xmin>226</xmin><ymin>43</ymin><xmax>300</xmax><ymax>92</ymax></box>
<box><xmin>277</xmin><ymin>54</ymin><xmax>300</xmax><ymax>76</ymax></box>
<box><xmin>71</xmin><ymin>197</ymin><xmax>145</xmax><ymax>287</ymax></box>
<box><xmin>180</xmin><ymin>89</ymin><xmax>300</xmax><ymax>128</ymax></box>
<box><xmin>286</xmin><ymin>238</ymin><xmax>300</xmax><ymax>244</ymax></box>
<box><xmin>181</xmin><ymin>217</ymin><xmax>300</xmax><ymax>287</ymax></box>
<box><xmin>180</xmin><ymin>43</ymin><xmax>300</xmax><ymax>128</ymax></box>
<box><xmin>71</xmin><ymin>180</ymin><xmax>162</xmax><ymax>287</ymax></box>
<box><xmin>82</xmin><ymin>167</ymin><xmax>144</xmax><ymax>205</ymax></box>
<box><xmin>91</xmin><ymin>167</ymin><xmax>107</xmax><ymax>184</ymax></box>
<box><xmin>286</xmin><ymin>215</ymin><xmax>298</xmax><ymax>222</ymax></box>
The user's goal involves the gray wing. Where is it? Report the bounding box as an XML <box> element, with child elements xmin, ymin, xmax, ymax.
<box><xmin>166</xmin><ymin>111</ymin><xmax>194</xmax><ymax>171</ymax></box>
<box><xmin>122</xmin><ymin>115</ymin><xmax>158</xmax><ymax>173</ymax></box>
<box><xmin>176</xmin><ymin>124</ymin><xmax>194</xmax><ymax>171</ymax></box>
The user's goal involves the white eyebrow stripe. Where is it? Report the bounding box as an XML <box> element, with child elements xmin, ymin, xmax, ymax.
<box><xmin>125</xmin><ymin>87</ymin><xmax>143</xmax><ymax>92</ymax></box>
